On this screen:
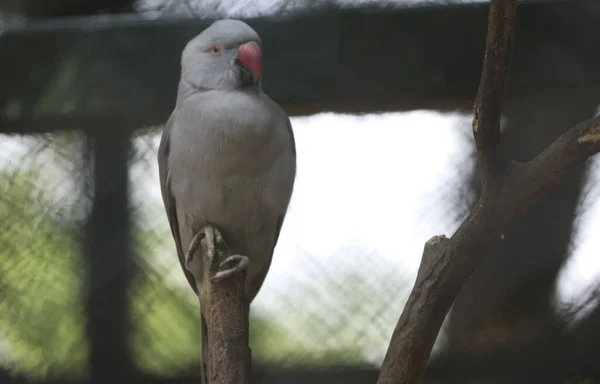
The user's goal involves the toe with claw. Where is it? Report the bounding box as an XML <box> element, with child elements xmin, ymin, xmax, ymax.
<box><xmin>186</xmin><ymin>224</ymin><xmax>250</xmax><ymax>284</ymax></box>
<box><xmin>185</xmin><ymin>229</ymin><xmax>206</xmax><ymax>276</ymax></box>
<box><xmin>211</xmin><ymin>254</ymin><xmax>250</xmax><ymax>282</ymax></box>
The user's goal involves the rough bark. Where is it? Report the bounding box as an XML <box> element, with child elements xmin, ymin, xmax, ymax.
<box><xmin>202</xmin><ymin>270</ymin><xmax>250</xmax><ymax>384</ymax></box>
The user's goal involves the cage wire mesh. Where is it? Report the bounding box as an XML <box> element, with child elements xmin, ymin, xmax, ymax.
<box><xmin>2</xmin><ymin>0</ymin><xmax>600</xmax><ymax>382</ymax></box>
<box><xmin>9</xmin><ymin>114</ymin><xmax>596</xmax><ymax>380</ymax></box>
<box><xmin>122</xmin><ymin>116</ymin><xmax>469</xmax><ymax>375</ymax></box>
<box><xmin>0</xmin><ymin>132</ymin><xmax>90</xmax><ymax>377</ymax></box>
<box><xmin>0</xmin><ymin>121</ymin><xmax>473</xmax><ymax>379</ymax></box>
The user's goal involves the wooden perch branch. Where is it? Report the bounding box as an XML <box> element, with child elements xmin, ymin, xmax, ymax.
<box><xmin>376</xmin><ymin>0</ymin><xmax>600</xmax><ymax>383</ymax></box>
<box><xmin>202</xmin><ymin>262</ymin><xmax>250</xmax><ymax>384</ymax></box>
<box><xmin>187</xmin><ymin>226</ymin><xmax>251</xmax><ymax>384</ymax></box>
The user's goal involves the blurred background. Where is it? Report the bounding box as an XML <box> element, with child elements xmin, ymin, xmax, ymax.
<box><xmin>1</xmin><ymin>0</ymin><xmax>600</xmax><ymax>383</ymax></box>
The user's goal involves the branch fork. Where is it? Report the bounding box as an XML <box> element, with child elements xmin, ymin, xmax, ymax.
<box><xmin>376</xmin><ymin>1</ymin><xmax>600</xmax><ymax>383</ymax></box>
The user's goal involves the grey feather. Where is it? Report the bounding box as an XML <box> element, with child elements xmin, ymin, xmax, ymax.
<box><xmin>157</xmin><ymin>19</ymin><xmax>296</xmax><ymax>382</ymax></box>
<box><xmin>158</xmin><ymin>111</ymin><xmax>198</xmax><ymax>293</ymax></box>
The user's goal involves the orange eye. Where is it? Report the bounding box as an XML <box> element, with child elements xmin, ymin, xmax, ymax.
<box><xmin>209</xmin><ymin>44</ymin><xmax>223</xmax><ymax>56</ymax></box>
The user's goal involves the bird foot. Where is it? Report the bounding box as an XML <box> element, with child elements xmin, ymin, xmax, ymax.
<box><xmin>185</xmin><ymin>225</ymin><xmax>249</xmax><ymax>283</ymax></box>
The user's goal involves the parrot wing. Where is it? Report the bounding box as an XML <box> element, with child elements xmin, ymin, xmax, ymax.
<box><xmin>157</xmin><ymin>111</ymin><xmax>199</xmax><ymax>294</ymax></box>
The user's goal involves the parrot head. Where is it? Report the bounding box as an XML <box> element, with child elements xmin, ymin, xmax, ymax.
<box><xmin>181</xmin><ymin>19</ymin><xmax>263</xmax><ymax>91</ymax></box>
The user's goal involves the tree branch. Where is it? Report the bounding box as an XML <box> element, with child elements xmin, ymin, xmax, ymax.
<box><xmin>186</xmin><ymin>226</ymin><xmax>251</xmax><ymax>384</ymax></box>
<box><xmin>473</xmin><ymin>0</ymin><xmax>516</xmax><ymax>189</ymax></box>
<box><xmin>376</xmin><ymin>0</ymin><xmax>600</xmax><ymax>383</ymax></box>
<box><xmin>203</xmin><ymin>264</ymin><xmax>250</xmax><ymax>384</ymax></box>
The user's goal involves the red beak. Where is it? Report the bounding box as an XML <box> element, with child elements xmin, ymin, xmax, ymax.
<box><xmin>237</xmin><ymin>41</ymin><xmax>263</xmax><ymax>79</ymax></box>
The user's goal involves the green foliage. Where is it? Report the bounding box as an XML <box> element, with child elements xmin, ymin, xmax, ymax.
<box><xmin>0</xmin><ymin>168</ymin><xmax>88</xmax><ymax>379</ymax></box>
<box><xmin>129</xmin><ymin>220</ymin><xmax>203</xmax><ymax>375</ymax></box>
<box><xmin>250</xmin><ymin>308</ymin><xmax>370</xmax><ymax>367</ymax></box>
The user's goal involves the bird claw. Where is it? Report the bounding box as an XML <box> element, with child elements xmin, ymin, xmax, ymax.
<box><xmin>185</xmin><ymin>224</ymin><xmax>249</xmax><ymax>283</ymax></box>
<box><xmin>211</xmin><ymin>254</ymin><xmax>250</xmax><ymax>282</ymax></box>
<box><xmin>185</xmin><ymin>225</ymin><xmax>227</xmax><ymax>278</ymax></box>
<box><xmin>185</xmin><ymin>229</ymin><xmax>206</xmax><ymax>275</ymax></box>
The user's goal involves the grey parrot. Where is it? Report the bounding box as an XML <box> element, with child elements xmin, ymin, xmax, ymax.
<box><xmin>157</xmin><ymin>19</ymin><xmax>296</xmax><ymax>382</ymax></box>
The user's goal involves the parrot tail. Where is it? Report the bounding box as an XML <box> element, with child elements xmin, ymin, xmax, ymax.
<box><xmin>201</xmin><ymin>312</ymin><xmax>209</xmax><ymax>384</ymax></box>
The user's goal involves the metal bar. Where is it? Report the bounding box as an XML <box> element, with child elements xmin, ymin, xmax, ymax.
<box><xmin>84</xmin><ymin>126</ymin><xmax>134</xmax><ymax>382</ymax></box>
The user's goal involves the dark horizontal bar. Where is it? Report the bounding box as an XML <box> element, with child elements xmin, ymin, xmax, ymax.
<box><xmin>1</xmin><ymin>0</ymin><xmax>598</xmax><ymax>135</ymax></box>
<box><xmin>2</xmin><ymin>365</ymin><xmax>380</xmax><ymax>384</ymax></box>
